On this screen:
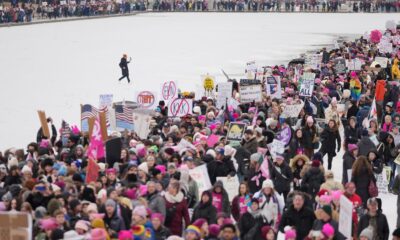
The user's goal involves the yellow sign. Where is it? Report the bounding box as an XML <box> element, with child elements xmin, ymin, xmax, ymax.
<box><xmin>203</xmin><ymin>76</ymin><xmax>215</xmax><ymax>91</ymax></box>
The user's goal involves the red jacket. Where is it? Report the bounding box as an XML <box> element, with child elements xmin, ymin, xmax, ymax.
<box><xmin>164</xmin><ymin>194</ymin><xmax>190</xmax><ymax>236</ymax></box>
<box><xmin>375</xmin><ymin>80</ymin><xmax>386</xmax><ymax>101</ymax></box>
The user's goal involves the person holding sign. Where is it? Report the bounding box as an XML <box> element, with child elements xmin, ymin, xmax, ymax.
<box><xmin>118</xmin><ymin>54</ymin><xmax>132</xmax><ymax>83</ymax></box>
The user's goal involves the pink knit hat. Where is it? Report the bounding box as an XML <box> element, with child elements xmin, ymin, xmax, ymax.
<box><xmin>193</xmin><ymin>218</ymin><xmax>207</xmax><ymax>229</ymax></box>
<box><xmin>331</xmin><ymin>190</ymin><xmax>343</xmax><ymax>201</ymax></box>
<box><xmin>151</xmin><ymin>213</ymin><xmax>164</xmax><ymax>223</ymax></box>
<box><xmin>322</xmin><ymin>223</ymin><xmax>335</xmax><ymax>238</ymax></box>
<box><xmin>285</xmin><ymin>229</ymin><xmax>297</xmax><ymax>240</ymax></box>
<box><xmin>133</xmin><ymin>205</ymin><xmax>147</xmax><ymax>219</ymax></box>
<box><xmin>118</xmin><ymin>230</ymin><xmax>133</xmax><ymax>240</ymax></box>
<box><xmin>155</xmin><ymin>165</ymin><xmax>166</xmax><ymax>175</ymax></box>
<box><xmin>39</xmin><ymin>218</ymin><xmax>58</xmax><ymax>231</ymax></box>
<box><xmin>320</xmin><ymin>195</ymin><xmax>332</xmax><ymax>204</ymax></box>
<box><xmin>91</xmin><ymin>228</ymin><xmax>108</xmax><ymax>240</ymax></box>
<box><xmin>348</xmin><ymin>144</ymin><xmax>358</xmax><ymax>152</ymax></box>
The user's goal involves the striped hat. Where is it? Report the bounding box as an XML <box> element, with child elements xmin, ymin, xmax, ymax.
<box><xmin>186</xmin><ymin>225</ymin><xmax>201</xmax><ymax>237</ymax></box>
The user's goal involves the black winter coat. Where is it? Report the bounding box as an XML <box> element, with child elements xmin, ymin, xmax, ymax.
<box><xmin>302</xmin><ymin>166</ymin><xmax>325</xmax><ymax>199</ymax></box>
<box><xmin>247</xmin><ymin>169</ymin><xmax>266</xmax><ymax>194</ymax></box>
<box><xmin>342</xmin><ymin>151</ymin><xmax>356</xmax><ymax>185</ymax></box>
<box><xmin>119</xmin><ymin>57</ymin><xmax>130</xmax><ymax>75</ymax></box>
<box><xmin>279</xmin><ymin>205</ymin><xmax>316</xmax><ymax>240</ymax></box>
<box><xmin>207</xmin><ymin>158</ymin><xmax>236</xmax><ymax>185</ymax></box>
<box><xmin>320</xmin><ymin>127</ymin><xmax>341</xmax><ymax>155</ymax></box>
<box><xmin>302</xmin><ymin>126</ymin><xmax>317</xmax><ymax>149</ymax></box>
<box><xmin>104</xmin><ymin>210</ymin><xmax>127</xmax><ymax>238</ymax></box>
<box><xmin>153</xmin><ymin>226</ymin><xmax>171</xmax><ymax>240</ymax></box>
<box><xmin>351</xmin><ymin>165</ymin><xmax>375</xmax><ymax>206</ymax></box>
<box><xmin>192</xmin><ymin>198</ymin><xmax>217</xmax><ymax>224</ymax></box>
<box><xmin>344</xmin><ymin>125</ymin><xmax>361</xmax><ymax>145</ymax></box>
<box><xmin>238</xmin><ymin>211</ymin><xmax>264</xmax><ymax>240</ymax></box>
<box><xmin>358</xmin><ymin>212</ymin><xmax>390</xmax><ymax>240</ymax></box>
<box><xmin>358</xmin><ymin>136</ymin><xmax>377</xmax><ymax>157</ymax></box>
<box><xmin>270</xmin><ymin>161</ymin><xmax>293</xmax><ymax>194</ymax></box>
<box><xmin>241</xmin><ymin>137</ymin><xmax>259</xmax><ymax>154</ymax></box>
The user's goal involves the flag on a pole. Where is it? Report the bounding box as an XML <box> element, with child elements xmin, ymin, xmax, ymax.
<box><xmin>369</xmin><ymin>98</ymin><xmax>377</xmax><ymax>120</ymax></box>
<box><xmin>87</xmin><ymin>118</ymin><xmax>105</xmax><ymax>160</ymax></box>
<box><xmin>81</xmin><ymin>104</ymin><xmax>109</xmax><ymax>132</ymax></box>
<box><xmin>115</xmin><ymin>104</ymin><xmax>134</xmax><ymax>130</ymax></box>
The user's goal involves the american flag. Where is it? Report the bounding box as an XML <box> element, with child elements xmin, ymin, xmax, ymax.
<box><xmin>115</xmin><ymin>104</ymin><xmax>134</xmax><ymax>130</ymax></box>
<box><xmin>81</xmin><ymin>104</ymin><xmax>109</xmax><ymax>132</ymax></box>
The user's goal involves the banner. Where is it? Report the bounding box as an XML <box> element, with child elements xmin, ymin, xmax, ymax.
<box><xmin>189</xmin><ymin>164</ymin><xmax>212</xmax><ymax>197</ymax></box>
<box><xmin>226</xmin><ymin>122</ymin><xmax>246</xmax><ymax>141</ymax></box>
<box><xmin>334</xmin><ymin>59</ymin><xmax>346</xmax><ymax>74</ymax></box>
<box><xmin>299</xmin><ymin>73</ymin><xmax>315</xmax><ymax>97</ymax></box>
<box><xmin>339</xmin><ymin>196</ymin><xmax>353</xmax><ymax>240</ymax></box>
<box><xmin>86</xmin><ymin>159</ymin><xmax>100</xmax><ymax>184</ymax></box>
<box><xmin>240</xmin><ymin>85</ymin><xmax>262</xmax><ymax>103</ymax></box>
<box><xmin>132</xmin><ymin>112</ymin><xmax>152</xmax><ymax>139</ymax></box>
<box><xmin>276</xmin><ymin>126</ymin><xmax>292</xmax><ymax>146</ymax></box>
<box><xmin>280</xmin><ymin>103</ymin><xmax>304</xmax><ymax>118</ymax></box>
<box><xmin>99</xmin><ymin>94</ymin><xmax>113</xmax><ymax>108</ymax></box>
<box><xmin>216</xmin><ymin>82</ymin><xmax>233</xmax><ymax>109</ymax></box>
<box><xmin>216</xmin><ymin>176</ymin><xmax>240</xmax><ymax>202</ymax></box>
<box><xmin>266</xmin><ymin>75</ymin><xmax>282</xmax><ymax>99</ymax></box>
<box><xmin>87</xmin><ymin>118</ymin><xmax>105</xmax><ymax>160</ymax></box>
<box><xmin>168</xmin><ymin>98</ymin><xmax>193</xmax><ymax>117</ymax></box>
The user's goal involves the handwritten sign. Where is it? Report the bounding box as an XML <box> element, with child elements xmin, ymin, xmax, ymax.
<box><xmin>299</xmin><ymin>73</ymin><xmax>315</xmax><ymax>97</ymax></box>
<box><xmin>216</xmin><ymin>176</ymin><xmax>240</xmax><ymax>202</ymax></box>
<box><xmin>216</xmin><ymin>82</ymin><xmax>233</xmax><ymax>109</ymax></box>
<box><xmin>374</xmin><ymin>57</ymin><xmax>388</xmax><ymax>68</ymax></box>
<box><xmin>281</xmin><ymin>103</ymin><xmax>304</xmax><ymax>118</ymax></box>
<box><xmin>339</xmin><ymin>196</ymin><xmax>353</xmax><ymax>240</ymax></box>
<box><xmin>189</xmin><ymin>165</ymin><xmax>212</xmax><ymax>197</ymax></box>
<box><xmin>334</xmin><ymin>59</ymin><xmax>346</xmax><ymax>74</ymax></box>
<box><xmin>266</xmin><ymin>75</ymin><xmax>282</xmax><ymax>99</ymax></box>
<box><xmin>240</xmin><ymin>85</ymin><xmax>262</xmax><ymax>103</ymax></box>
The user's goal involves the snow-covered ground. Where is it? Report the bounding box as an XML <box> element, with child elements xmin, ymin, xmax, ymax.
<box><xmin>0</xmin><ymin>12</ymin><xmax>399</xmax><ymax>230</ymax></box>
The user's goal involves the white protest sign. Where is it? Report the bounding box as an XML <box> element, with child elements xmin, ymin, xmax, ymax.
<box><xmin>281</xmin><ymin>103</ymin><xmax>304</xmax><ymax>118</ymax></box>
<box><xmin>161</xmin><ymin>81</ymin><xmax>178</xmax><ymax>101</ymax></box>
<box><xmin>216</xmin><ymin>176</ymin><xmax>240</xmax><ymax>202</ymax></box>
<box><xmin>240</xmin><ymin>85</ymin><xmax>262</xmax><ymax>103</ymax></box>
<box><xmin>267</xmin><ymin>139</ymin><xmax>285</xmax><ymax>158</ymax></box>
<box><xmin>375</xmin><ymin>172</ymin><xmax>388</xmax><ymax>194</ymax></box>
<box><xmin>347</xmin><ymin>169</ymin><xmax>352</xmax><ymax>184</ymax></box>
<box><xmin>374</xmin><ymin>57</ymin><xmax>388</xmax><ymax>68</ymax></box>
<box><xmin>135</xmin><ymin>91</ymin><xmax>158</xmax><ymax>109</ymax></box>
<box><xmin>177</xmin><ymin>138</ymin><xmax>196</xmax><ymax>151</ymax></box>
<box><xmin>60</xmin><ymin>0</ymin><xmax>66</xmax><ymax>4</ymax></box>
<box><xmin>189</xmin><ymin>164</ymin><xmax>212</xmax><ymax>197</ymax></box>
<box><xmin>132</xmin><ymin>112</ymin><xmax>151</xmax><ymax>139</ymax></box>
<box><xmin>299</xmin><ymin>73</ymin><xmax>315</xmax><ymax>97</ymax></box>
<box><xmin>168</xmin><ymin>98</ymin><xmax>193</xmax><ymax>117</ymax></box>
<box><xmin>42</xmin><ymin>2</ymin><xmax>48</xmax><ymax>6</ymax></box>
<box><xmin>228</xmin><ymin>98</ymin><xmax>240</xmax><ymax>109</ymax></box>
<box><xmin>266</xmin><ymin>75</ymin><xmax>282</xmax><ymax>99</ymax></box>
<box><xmin>339</xmin><ymin>196</ymin><xmax>353</xmax><ymax>240</ymax></box>
<box><xmin>305</xmin><ymin>54</ymin><xmax>322</xmax><ymax>69</ymax></box>
<box><xmin>347</xmin><ymin>59</ymin><xmax>362</xmax><ymax>71</ymax></box>
<box><xmin>245</xmin><ymin>61</ymin><xmax>258</xmax><ymax>73</ymax></box>
<box><xmin>378</xmin><ymin>40</ymin><xmax>393</xmax><ymax>54</ymax></box>
<box><xmin>216</xmin><ymin>82</ymin><xmax>233</xmax><ymax>109</ymax></box>
<box><xmin>99</xmin><ymin>94</ymin><xmax>113</xmax><ymax>108</ymax></box>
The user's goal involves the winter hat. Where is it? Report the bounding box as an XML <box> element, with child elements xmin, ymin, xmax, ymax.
<box><xmin>262</xmin><ymin>179</ymin><xmax>274</xmax><ymax>189</ymax></box>
<box><xmin>261</xmin><ymin>225</ymin><xmax>274</xmax><ymax>239</ymax></box>
<box><xmin>90</xmin><ymin>228</ymin><xmax>108</xmax><ymax>240</ymax></box>
<box><xmin>8</xmin><ymin>157</ymin><xmax>18</xmax><ymax>169</ymax></box>
<box><xmin>155</xmin><ymin>165</ymin><xmax>166</xmax><ymax>175</ymax></box>
<box><xmin>209</xmin><ymin>224</ymin><xmax>220</xmax><ymax>237</ymax></box>
<box><xmin>51</xmin><ymin>228</ymin><xmax>65</xmax><ymax>240</ymax></box>
<box><xmin>321</xmin><ymin>205</ymin><xmax>332</xmax><ymax>217</ymax></box>
<box><xmin>331</xmin><ymin>190</ymin><xmax>343</xmax><ymax>201</ymax></box>
<box><xmin>34</xmin><ymin>206</ymin><xmax>47</xmax><ymax>219</ymax></box>
<box><xmin>105</xmin><ymin>168</ymin><xmax>117</xmax><ymax>175</ymax></box>
<box><xmin>322</xmin><ymin>223</ymin><xmax>335</xmax><ymax>238</ymax></box>
<box><xmin>39</xmin><ymin>218</ymin><xmax>58</xmax><ymax>231</ymax></box>
<box><xmin>360</xmin><ymin>227</ymin><xmax>374</xmax><ymax>240</ymax></box>
<box><xmin>151</xmin><ymin>213</ymin><xmax>164</xmax><ymax>223</ymax></box>
<box><xmin>275</xmin><ymin>154</ymin><xmax>285</xmax><ymax>162</ymax></box>
<box><xmin>320</xmin><ymin>194</ymin><xmax>332</xmax><ymax>204</ymax></box>
<box><xmin>285</xmin><ymin>228</ymin><xmax>297</xmax><ymax>240</ymax></box>
<box><xmin>118</xmin><ymin>230</ymin><xmax>133</xmax><ymax>240</ymax></box>
<box><xmin>133</xmin><ymin>205</ymin><xmax>148</xmax><ymax>219</ymax></box>
<box><xmin>343</xmin><ymin>89</ymin><xmax>351</xmax><ymax>99</ymax></box>
<box><xmin>362</xmin><ymin>129</ymin><xmax>369</xmax><ymax>136</ymax></box>
<box><xmin>186</xmin><ymin>225</ymin><xmax>201</xmax><ymax>237</ymax></box>
<box><xmin>348</xmin><ymin>144</ymin><xmax>358</xmax><ymax>152</ymax></box>
<box><xmin>313</xmin><ymin>152</ymin><xmax>323</xmax><ymax>162</ymax></box>
<box><xmin>317</xmin><ymin>189</ymin><xmax>329</xmax><ymax>198</ymax></box>
<box><xmin>129</xmin><ymin>139</ymin><xmax>138</xmax><ymax>148</ymax></box>
<box><xmin>325</xmin><ymin>170</ymin><xmax>334</xmax><ymax>179</ymax></box>
<box><xmin>250</xmin><ymin>153</ymin><xmax>263</xmax><ymax>164</ymax></box>
<box><xmin>164</xmin><ymin>148</ymin><xmax>175</xmax><ymax>156</ymax></box>
<box><xmin>224</xmin><ymin>145</ymin><xmax>236</xmax><ymax>157</ymax></box>
<box><xmin>138</xmin><ymin>162</ymin><xmax>149</xmax><ymax>174</ymax></box>
<box><xmin>21</xmin><ymin>165</ymin><xmax>32</xmax><ymax>174</ymax></box>
<box><xmin>72</xmin><ymin>173</ymin><xmax>83</xmax><ymax>183</ymax></box>
<box><xmin>75</xmin><ymin>220</ymin><xmax>90</xmax><ymax>232</ymax></box>
<box><xmin>63</xmin><ymin>230</ymin><xmax>85</xmax><ymax>240</ymax></box>
<box><xmin>312</xmin><ymin>160</ymin><xmax>320</xmax><ymax>168</ymax></box>
<box><xmin>105</xmin><ymin>199</ymin><xmax>116</xmax><ymax>209</ymax></box>
<box><xmin>193</xmin><ymin>218</ymin><xmax>207</xmax><ymax>229</ymax></box>
<box><xmin>306</xmin><ymin>116</ymin><xmax>314</xmax><ymax>124</ymax></box>
<box><xmin>193</xmin><ymin>106</ymin><xmax>201</xmax><ymax>114</ymax></box>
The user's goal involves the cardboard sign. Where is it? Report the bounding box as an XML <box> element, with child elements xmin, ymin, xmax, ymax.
<box><xmin>37</xmin><ymin>110</ymin><xmax>50</xmax><ymax>138</ymax></box>
<box><xmin>99</xmin><ymin>112</ymin><xmax>108</xmax><ymax>141</ymax></box>
<box><xmin>216</xmin><ymin>82</ymin><xmax>233</xmax><ymax>109</ymax></box>
<box><xmin>339</xmin><ymin>196</ymin><xmax>353</xmax><ymax>240</ymax></box>
<box><xmin>42</xmin><ymin>2</ymin><xmax>48</xmax><ymax>6</ymax></box>
<box><xmin>227</xmin><ymin>122</ymin><xmax>247</xmax><ymax>141</ymax></box>
<box><xmin>216</xmin><ymin>176</ymin><xmax>240</xmax><ymax>202</ymax></box>
<box><xmin>161</xmin><ymin>81</ymin><xmax>177</xmax><ymax>101</ymax></box>
<box><xmin>99</xmin><ymin>94</ymin><xmax>113</xmax><ymax>108</ymax></box>
<box><xmin>280</xmin><ymin>103</ymin><xmax>304</xmax><ymax>118</ymax></box>
<box><xmin>240</xmin><ymin>85</ymin><xmax>262</xmax><ymax>103</ymax></box>
<box><xmin>168</xmin><ymin>98</ymin><xmax>193</xmax><ymax>117</ymax></box>
<box><xmin>374</xmin><ymin>57</ymin><xmax>388</xmax><ymax>68</ymax></box>
<box><xmin>132</xmin><ymin>112</ymin><xmax>151</xmax><ymax>139</ymax></box>
<box><xmin>0</xmin><ymin>212</ymin><xmax>32</xmax><ymax>240</ymax></box>
<box><xmin>105</xmin><ymin>137</ymin><xmax>122</xmax><ymax>167</ymax></box>
<box><xmin>189</xmin><ymin>164</ymin><xmax>212</xmax><ymax>197</ymax></box>
<box><xmin>202</xmin><ymin>75</ymin><xmax>215</xmax><ymax>91</ymax></box>
<box><xmin>136</xmin><ymin>91</ymin><xmax>157</xmax><ymax>109</ymax></box>
<box><xmin>177</xmin><ymin>138</ymin><xmax>196</xmax><ymax>151</ymax></box>
<box><xmin>347</xmin><ymin>59</ymin><xmax>362</xmax><ymax>71</ymax></box>
<box><xmin>334</xmin><ymin>59</ymin><xmax>346</xmax><ymax>74</ymax></box>
<box><xmin>299</xmin><ymin>73</ymin><xmax>315</xmax><ymax>97</ymax></box>
<box><xmin>245</xmin><ymin>60</ymin><xmax>258</xmax><ymax>73</ymax></box>
<box><xmin>266</xmin><ymin>75</ymin><xmax>282</xmax><ymax>99</ymax></box>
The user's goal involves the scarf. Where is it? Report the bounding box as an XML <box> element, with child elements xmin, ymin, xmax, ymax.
<box><xmin>165</xmin><ymin>191</ymin><xmax>184</xmax><ymax>203</ymax></box>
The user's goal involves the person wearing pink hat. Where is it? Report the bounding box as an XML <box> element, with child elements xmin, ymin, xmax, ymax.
<box><xmin>151</xmin><ymin>213</ymin><xmax>171</xmax><ymax>240</ymax></box>
<box><xmin>342</xmin><ymin>144</ymin><xmax>358</xmax><ymax>185</ymax></box>
<box><xmin>91</xmin><ymin>228</ymin><xmax>108</xmax><ymax>240</ymax></box>
<box><xmin>285</xmin><ymin>228</ymin><xmax>296</xmax><ymax>240</ymax></box>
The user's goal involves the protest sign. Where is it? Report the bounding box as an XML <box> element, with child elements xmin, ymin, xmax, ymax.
<box><xmin>245</xmin><ymin>60</ymin><xmax>258</xmax><ymax>73</ymax></box>
<box><xmin>161</xmin><ymin>81</ymin><xmax>177</xmax><ymax>101</ymax></box>
<box><xmin>216</xmin><ymin>176</ymin><xmax>240</xmax><ymax>202</ymax></box>
<box><xmin>266</xmin><ymin>75</ymin><xmax>282</xmax><ymax>99</ymax></box>
<box><xmin>177</xmin><ymin>138</ymin><xmax>196</xmax><ymax>151</ymax></box>
<box><xmin>305</xmin><ymin>54</ymin><xmax>322</xmax><ymax>69</ymax></box>
<box><xmin>280</xmin><ymin>103</ymin><xmax>304</xmax><ymax>118</ymax></box>
<box><xmin>378</xmin><ymin>40</ymin><xmax>393</xmax><ymax>54</ymax></box>
<box><xmin>375</xmin><ymin>170</ymin><xmax>389</xmax><ymax>194</ymax></box>
<box><xmin>267</xmin><ymin>139</ymin><xmax>285</xmax><ymax>158</ymax></box>
<box><xmin>168</xmin><ymin>98</ymin><xmax>193</xmax><ymax>117</ymax></box>
<box><xmin>227</xmin><ymin>122</ymin><xmax>247</xmax><ymax>141</ymax></box>
<box><xmin>189</xmin><ymin>165</ymin><xmax>212</xmax><ymax>197</ymax></box>
<box><xmin>339</xmin><ymin>196</ymin><xmax>353</xmax><ymax>240</ymax></box>
<box><xmin>299</xmin><ymin>73</ymin><xmax>315</xmax><ymax>97</ymax></box>
<box><xmin>99</xmin><ymin>94</ymin><xmax>113</xmax><ymax>108</ymax></box>
<box><xmin>276</xmin><ymin>126</ymin><xmax>292</xmax><ymax>146</ymax></box>
<box><xmin>202</xmin><ymin>75</ymin><xmax>215</xmax><ymax>91</ymax></box>
<box><xmin>374</xmin><ymin>57</ymin><xmax>388</xmax><ymax>68</ymax></box>
<box><xmin>135</xmin><ymin>91</ymin><xmax>158</xmax><ymax>109</ymax></box>
<box><xmin>240</xmin><ymin>85</ymin><xmax>262</xmax><ymax>103</ymax></box>
<box><xmin>334</xmin><ymin>59</ymin><xmax>346</xmax><ymax>74</ymax></box>
<box><xmin>216</xmin><ymin>82</ymin><xmax>233</xmax><ymax>109</ymax></box>
<box><xmin>132</xmin><ymin>112</ymin><xmax>151</xmax><ymax>139</ymax></box>
<box><xmin>207</xmin><ymin>134</ymin><xmax>220</xmax><ymax>148</ymax></box>
<box><xmin>347</xmin><ymin>59</ymin><xmax>362</xmax><ymax>71</ymax></box>
<box><xmin>0</xmin><ymin>212</ymin><xmax>32</xmax><ymax>240</ymax></box>
<box><xmin>228</xmin><ymin>98</ymin><xmax>240</xmax><ymax>110</ymax></box>
<box><xmin>240</xmin><ymin>79</ymin><xmax>261</xmax><ymax>86</ymax></box>
<box><xmin>37</xmin><ymin>110</ymin><xmax>50</xmax><ymax>138</ymax></box>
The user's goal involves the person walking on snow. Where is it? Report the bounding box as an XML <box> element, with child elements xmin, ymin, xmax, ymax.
<box><xmin>118</xmin><ymin>54</ymin><xmax>131</xmax><ymax>83</ymax></box>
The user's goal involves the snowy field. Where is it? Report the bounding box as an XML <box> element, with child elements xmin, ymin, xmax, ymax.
<box><xmin>0</xmin><ymin>12</ymin><xmax>399</xmax><ymax>230</ymax></box>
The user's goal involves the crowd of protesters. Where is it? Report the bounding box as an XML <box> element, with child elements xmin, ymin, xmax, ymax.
<box><xmin>1</xmin><ymin>20</ymin><xmax>400</xmax><ymax>240</ymax></box>
<box><xmin>1</xmin><ymin>0</ymin><xmax>400</xmax><ymax>24</ymax></box>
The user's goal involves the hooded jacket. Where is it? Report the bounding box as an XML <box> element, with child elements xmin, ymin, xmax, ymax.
<box><xmin>192</xmin><ymin>191</ymin><xmax>217</xmax><ymax>224</ymax></box>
